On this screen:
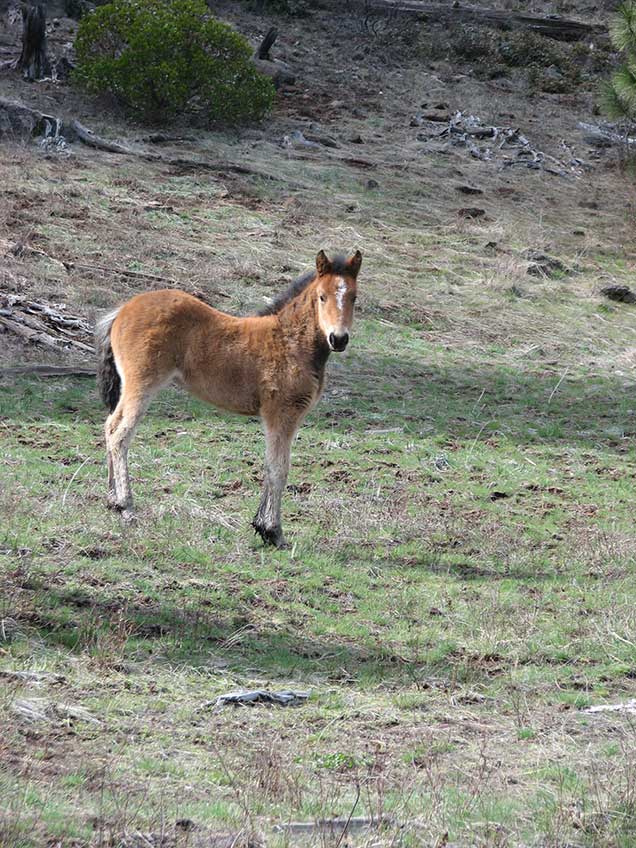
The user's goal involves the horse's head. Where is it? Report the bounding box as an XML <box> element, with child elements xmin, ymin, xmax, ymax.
<box><xmin>314</xmin><ymin>249</ymin><xmax>362</xmax><ymax>352</ymax></box>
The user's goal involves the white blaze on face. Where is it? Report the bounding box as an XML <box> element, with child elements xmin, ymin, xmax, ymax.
<box><xmin>335</xmin><ymin>277</ymin><xmax>347</xmax><ymax>314</ymax></box>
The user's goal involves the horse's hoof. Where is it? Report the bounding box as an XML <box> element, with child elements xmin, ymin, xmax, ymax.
<box><xmin>106</xmin><ymin>495</ymin><xmax>118</xmax><ymax>510</ymax></box>
<box><xmin>251</xmin><ymin>520</ymin><xmax>288</xmax><ymax>549</ymax></box>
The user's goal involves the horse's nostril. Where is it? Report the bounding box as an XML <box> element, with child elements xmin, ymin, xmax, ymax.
<box><xmin>329</xmin><ymin>332</ymin><xmax>349</xmax><ymax>351</ymax></box>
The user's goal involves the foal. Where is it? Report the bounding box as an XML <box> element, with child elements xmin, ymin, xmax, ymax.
<box><xmin>96</xmin><ymin>249</ymin><xmax>362</xmax><ymax>548</ymax></box>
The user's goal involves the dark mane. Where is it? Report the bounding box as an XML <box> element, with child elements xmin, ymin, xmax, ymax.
<box><xmin>257</xmin><ymin>255</ymin><xmax>350</xmax><ymax>317</ymax></box>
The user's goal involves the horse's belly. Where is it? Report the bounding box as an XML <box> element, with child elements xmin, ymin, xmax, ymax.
<box><xmin>179</xmin><ymin>373</ymin><xmax>260</xmax><ymax>417</ymax></box>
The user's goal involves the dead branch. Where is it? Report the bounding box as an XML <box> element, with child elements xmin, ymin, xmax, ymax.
<box><xmin>257</xmin><ymin>27</ymin><xmax>278</xmax><ymax>60</ymax></box>
<box><xmin>416</xmin><ymin>111</ymin><xmax>587</xmax><ymax>178</ymax></box>
<box><xmin>63</xmin><ymin>259</ymin><xmax>179</xmax><ymax>285</ymax></box>
<box><xmin>0</xmin><ymin>365</ymin><xmax>95</xmax><ymax>377</ymax></box>
<box><xmin>0</xmin><ymin>292</ymin><xmax>94</xmax><ymax>354</ymax></box>
<box><xmin>0</xmin><ymin>314</ymin><xmax>92</xmax><ymax>352</ymax></box>
<box><xmin>366</xmin><ymin>1</ymin><xmax>606</xmax><ymax>42</ymax></box>
<box><xmin>1</xmin><ymin>239</ymin><xmax>232</xmax><ymax>299</ymax></box>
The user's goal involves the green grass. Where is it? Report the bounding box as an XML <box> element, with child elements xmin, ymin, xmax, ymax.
<box><xmin>3</xmin><ymin>304</ymin><xmax>636</xmax><ymax>845</ymax></box>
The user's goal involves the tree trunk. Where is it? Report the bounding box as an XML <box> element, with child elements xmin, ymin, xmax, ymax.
<box><xmin>16</xmin><ymin>4</ymin><xmax>51</xmax><ymax>81</ymax></box>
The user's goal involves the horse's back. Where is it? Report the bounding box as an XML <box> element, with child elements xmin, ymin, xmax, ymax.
<box><xmin>109</xmin><ymin>290</ymin><xmax>223</xmax><ymax>381</ymax></box>
<box><xmin>110</xmin><ymin>289</ymin><xmax>265</xmax><ymax>415</ymax></box>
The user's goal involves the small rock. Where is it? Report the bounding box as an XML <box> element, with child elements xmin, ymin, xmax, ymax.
<box><xmin>525</xmin><ymin>251</ymin><xmax>569</xmax><ymax>279</ymax></box>
<box><xmin>600</xmin><ymin>285</ymin><xmax>636</xmax><ymax>304</ymax></box>
<box><xmin>545</xmin><ymin>64</ymin><xmax>563</xmax><ymax>80</ymax></box>
<box><xmin>508</xmin><ymin>284</ymin><xmax>527</xmax><ymax>298</ymax></box>
<box><xmin>12</xmin><ymin>699</ymin><xmax>48</xmax><ymax>723</ymax></box>
<box><xmin>422</xmin><ymin>111</ymin><xmax>450</xmax><ymax>122</ymax></box>
<box><xmin>455</xmin><ymin>184</ymin><xmax>483</xmax><ymax>195</ymax></box>
<box><xmin>348</xmin><ymin>133</ymin><xmax>364</xmax><ymax>144</ymax></box>
<box><xmin>489</xmin><ymin>491</ymin><xmax>510</xmax><ymax>501</ymax></box>
<box><xmin>282</xmin><ymin>130</ymin><xmax>321</xmax><ymax>150</ymax></box>
<box><xmin>11</xmin><ymin>698</ymin><xmax>100</xmax><ymax>725</ymax></box>
<box><xmin>304</xmin><ymin>132</ymin><xmax>339</xmax><ymax>148</ymax></box>
<box><xmin>458</xmin><ymin>207</ymin><xmax>487</xmax><ymax>220</ymax></box>
<box><xmin>366</xmin><ymin>178</ymin><xmax>379</xmax><ymax>190</ymax></box>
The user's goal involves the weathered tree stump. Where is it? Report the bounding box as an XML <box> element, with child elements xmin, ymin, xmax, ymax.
<box><xmin>252</xmin><ymin>26</ymin><xmax>295</xmax><ymax>89</ymax></box>
<box><xmin>16</xmin><ymin>4</ymin><xmax>51</xmax><ymax>81</ymax></box>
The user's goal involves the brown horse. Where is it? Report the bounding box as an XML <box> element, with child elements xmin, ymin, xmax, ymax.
<box><xmin>95</xmin><ymin>249</ymin><xmax>362</xmax><ymax>548</ymax></box>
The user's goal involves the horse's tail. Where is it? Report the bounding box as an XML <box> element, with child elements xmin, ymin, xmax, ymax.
<box><xmin>95</xmin><ymin>308</ymin><xmax>121</xmax><ymax>412</ymax></box>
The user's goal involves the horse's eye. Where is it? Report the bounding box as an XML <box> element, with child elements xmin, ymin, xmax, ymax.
<box><xmin>319</xmin><ymin>294</ymin><xmax>326</xmax><ymax>303</ymax></box>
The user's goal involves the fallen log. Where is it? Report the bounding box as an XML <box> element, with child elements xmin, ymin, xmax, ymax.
<box><xmin>366</xmin><ymin>1</ymin><xmax>606</xmax><ymax>42</ymax></box>
<box><xmin>0</xmin><ymin>365</ymin><xmax>95</xmax><ymax>378</ymax></box>
<box><xmin>69</xmin><ymin>119</ymin><xmax>132</xmax><ymax>155</ymax></box>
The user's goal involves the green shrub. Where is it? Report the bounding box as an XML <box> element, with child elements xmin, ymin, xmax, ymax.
<box><xmin>498</xmin><ymin>31</ymin><xmax>565</xmax><ymax>69</ymax></box>
<box><xmin>602</xmin><ymin>1</ymin><xmax>636</xmax><ymax>120</ymax></box>
<box><xmin>452</xmin><ymin>25</ymin><xmax>498</xmax><ymax>60</ymax></box>
<box><xmin>73</xmin><ymin>0</ymin><xmax>275</xmax><ymax>124</ymax></box>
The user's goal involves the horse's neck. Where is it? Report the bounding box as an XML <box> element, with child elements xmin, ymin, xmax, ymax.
<box><xmin>277</xmin><ymin>289</ymin><xmax>330</xmax><ymax>375</ymax></box>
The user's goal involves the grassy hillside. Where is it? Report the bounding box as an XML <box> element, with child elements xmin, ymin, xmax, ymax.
<box><xmin>3</xmin><ymin>2</ymin><xmax>636</xmax><ymax>846</ymax></box>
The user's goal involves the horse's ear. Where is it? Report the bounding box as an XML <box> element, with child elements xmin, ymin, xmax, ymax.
<box><xmin>347</xmin><ymin>250</ymin><xmax>362</xmax><ymax>277</ymax></box>
<box><xmin>316</xmin><ymin>250</ymin><xmax>332</xmax><ymax>277</ymax></box>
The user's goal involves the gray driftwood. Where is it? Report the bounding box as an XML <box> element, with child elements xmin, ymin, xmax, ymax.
<box><xmin>0</xmin><ymin>292</ymin><xmax>94</xmax><ymax>353</ymax></box>
<box><xmin>578</xmin><ymin>122</ymin><xmax>636</xmax><ymax>148</ymax></box>
<box><xmin>273</xmin><ymin>816</ymin><xmax>395</xmax><ymax>834</ymax></box>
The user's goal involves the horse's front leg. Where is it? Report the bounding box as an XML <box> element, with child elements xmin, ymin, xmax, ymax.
<box><xmin>252</xmin><ymin>417</ymin><xmax>298</xmax><ymax>549</ymax></box>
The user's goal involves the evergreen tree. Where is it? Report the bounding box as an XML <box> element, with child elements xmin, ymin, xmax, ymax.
<box><xmin>604</xmin><ymin>2</ymin><xmax>636</xmax><ymax>120</ymax></box>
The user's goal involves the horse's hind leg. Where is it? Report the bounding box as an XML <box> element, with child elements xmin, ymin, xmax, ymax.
<box><xmin>106</xmin><ymin>437</ymin><xmax>116</xmax><ymax>508</ymax></box>
<box><xmin>252</xmin><ymin>416</ymin><xmax>298</xmax><ymax>548</ymax></box>
<box><xmin>106</xmin><ymin>385</ymin><xmax>154</xmax><ymax>519</ymax></box>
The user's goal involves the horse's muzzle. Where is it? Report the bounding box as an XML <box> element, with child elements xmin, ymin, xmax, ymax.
<box><xmin>329</xmin><ymin>332</ymin><xmax>349</xmax><ymax>352</ymax></box>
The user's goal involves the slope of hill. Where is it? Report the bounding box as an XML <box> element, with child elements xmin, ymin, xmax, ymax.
<box><xmin>2</xmin><ymin>3</ymin><xmax>636</xmax><ymax>846</ymax></box>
